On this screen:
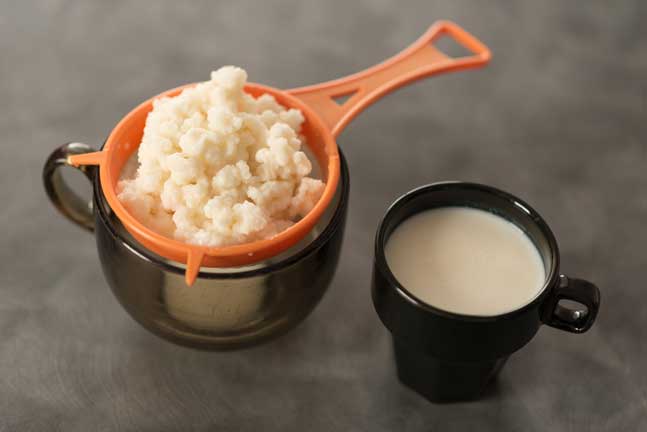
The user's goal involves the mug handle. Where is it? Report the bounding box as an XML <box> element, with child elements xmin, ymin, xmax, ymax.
<box><xmin>541</xmin><ymin>275</ymin><xmax>601</xmax><ymax>333</ymax></box>
<box><xmin>43</xmin><ymin>142</ymin><xmax>98</xmax><ymax>232</ymax></box>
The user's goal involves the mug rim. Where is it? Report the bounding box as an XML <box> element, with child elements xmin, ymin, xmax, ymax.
<box><xmin>374</xmin><ymin>181</ymin><xmax>561</xmax><ymax>322</ymax></box>
<box><xmin>93</xmin><ymin>149</ymin><xmax>350</xmax><ymax>280</ymax></box>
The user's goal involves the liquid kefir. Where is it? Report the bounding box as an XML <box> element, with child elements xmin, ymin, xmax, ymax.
<box><xmin>385</xmin><ymin>207</ymin><xmax>546</xmax><ymax>316</ymax></box>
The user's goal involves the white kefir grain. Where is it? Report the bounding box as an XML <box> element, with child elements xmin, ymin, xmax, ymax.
<box><xmin>118</xmin><ymin>67</ymin><xmax>325</xmax><ymax>247</ymax></box>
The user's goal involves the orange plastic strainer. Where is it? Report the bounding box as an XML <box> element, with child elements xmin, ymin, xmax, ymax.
<box><xmin>69</xmin><ymin>20</ymin><xmax>491</xmax><ymax>286</ymax></box>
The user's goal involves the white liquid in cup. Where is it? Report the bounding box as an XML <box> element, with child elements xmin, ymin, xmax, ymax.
<box><xmin>385</xmin><ymin>207</ymin><xmax>546</xmax><ymax>316</ymax></box>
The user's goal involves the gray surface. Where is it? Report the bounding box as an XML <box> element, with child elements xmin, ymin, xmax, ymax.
<box><xmin>1</xmin><ymin>0</ymin><xmax>646</xmax><ymax>430</ymax></box>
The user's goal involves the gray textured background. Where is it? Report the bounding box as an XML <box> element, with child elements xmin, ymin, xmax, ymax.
<box><xmin>2</xmin><ymin>0</ymin><xmax>646</xmax><ymax>431</ymax></box>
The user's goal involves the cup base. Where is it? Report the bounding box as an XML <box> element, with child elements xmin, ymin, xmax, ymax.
<box><xmin>393</xmin><ymin>339</ymin><xmax>507</xmax><ymax>403</ymax></box>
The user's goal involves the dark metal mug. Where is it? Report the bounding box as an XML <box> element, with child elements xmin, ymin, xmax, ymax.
<box><xmin>43</xmin><ymin>143</ymin><xmax>350</xmax><ymax>350</ymax></box>
<box><xmin>372</xmin><ymin>182</ymin><xmax>601</xmax><ymax>402</ymax></box>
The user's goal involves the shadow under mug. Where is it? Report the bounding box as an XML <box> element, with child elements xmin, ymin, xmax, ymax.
<box><xmin>371</xmin><ymin>182</ymin><xmax>601</xmax><ymax>402</ymax></box>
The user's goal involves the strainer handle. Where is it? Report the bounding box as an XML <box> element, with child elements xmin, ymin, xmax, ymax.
<box><xmin>43</xmin><ymin>142</ymin><xmax>97</xmax><ymax>232</ymax></box>
<box><xmin>288</xmin><ymin>20</ymin><xmax>491</xmax><ymax>137</ymax></box>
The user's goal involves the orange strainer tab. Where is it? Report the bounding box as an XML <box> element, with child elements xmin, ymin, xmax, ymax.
<box><xmin>69</xmin><ymin>21</ymin><xmax>491</xmax><ymax>285</ymax></box>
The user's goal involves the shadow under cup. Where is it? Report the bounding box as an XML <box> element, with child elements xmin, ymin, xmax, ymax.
<box><xmin>371</xmin><ymin>182</ymin><xmax>600</xmax><ymax>402</ymax></box>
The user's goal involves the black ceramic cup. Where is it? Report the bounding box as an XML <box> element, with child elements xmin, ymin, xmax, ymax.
<box><xmin>371</xmin><ymin>182</ymin><xmax>600</xmax><ymax>402</ymax></box>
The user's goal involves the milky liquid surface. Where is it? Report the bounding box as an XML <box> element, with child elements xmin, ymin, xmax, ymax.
<box><xmin>385</xmin><ymin>207</ymin><xmax>546</xmax><ymax>316</ymax></box>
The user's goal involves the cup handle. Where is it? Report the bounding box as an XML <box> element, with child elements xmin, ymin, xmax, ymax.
<box><xmin>541</xmin><ymin>275</ymin><xmax>601</xmax><ymax>333</ymax></box>
<box><xmin>43</xmin><ymin>142</ymin><xmax>98</xmax><ymax>232</ymax></box>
